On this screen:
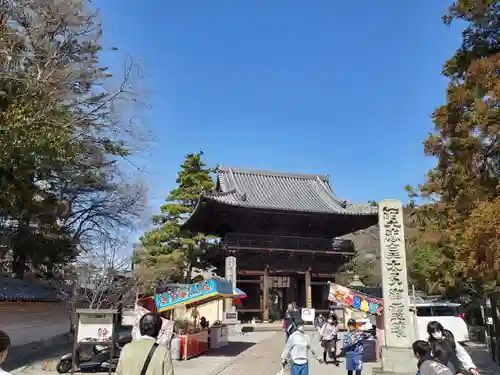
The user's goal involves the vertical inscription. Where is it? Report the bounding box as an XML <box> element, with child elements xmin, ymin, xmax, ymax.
<box><xmin>379</xmin><ymin>200</ymin><xmax>413</xmax><ymax>347</ymax></box>
<box><xmin>225</xmin><ymin>256</ymin><xmax>237</xmax><ymax>288</ymax></box>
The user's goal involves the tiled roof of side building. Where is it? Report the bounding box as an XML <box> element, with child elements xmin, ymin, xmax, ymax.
<box><xmin>0</xmin><ymin>277</ymin><xmax>61</xmax><ymax>302</ymax></box>
<box><xmin>202</xmin><ymin>166</ymin><xmax>377</xmax><ymax>215</ymax></box>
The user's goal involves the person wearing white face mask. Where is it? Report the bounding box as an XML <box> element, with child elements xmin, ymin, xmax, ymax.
<box><xmin>282</xmin><ymin>319</ymin><xmax>323</xmax><ymax>375</ymax></box>
<box><xmin>427</xmin><ymin>321</ymin><xmax>479</xmax><ymax>375</ymax></box>
<box><xmin>319</xmin><ymin>317</ymin><xmax>339</xmax><ymax>365</ymax></box>
<box><xmin>0</xmin><ymin>330</ymin><xmax>12</xmax><ymax>375</ymax></box>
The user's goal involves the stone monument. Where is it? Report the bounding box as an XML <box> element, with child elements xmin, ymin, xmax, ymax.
<box><xmin>223</xmin><ymin>256</ymin><xmax>240</xmax><ymax>331</ymax></box>
<box><xmin>377</xmin><ymin>199</ymin><xmax>415</xmax><ymax>374</ymax></box>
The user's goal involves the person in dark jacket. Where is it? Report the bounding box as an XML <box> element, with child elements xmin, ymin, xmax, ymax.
<box><xmin>412</xmin><ymin>340</ymin><xmax>453</xmax><ymax>375</ymax></box>
<box><xmin>285</xmin><ymin>303</ymin><xmax>301</xmax><ymax>341</ymax></box>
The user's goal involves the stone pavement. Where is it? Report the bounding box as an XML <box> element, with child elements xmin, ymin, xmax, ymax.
<box><xmin>9</xmin><ymin>330</ymin><xmax>500</xmax><ymax>375</ymax></box>
<box><xmin>213</xmin><ymin>331</ymin><xmax>380</xmax><ymax>375</ymax></box>
<box><xmin>462</xmin><ymin>342</ymin><xmax>500</xmax><ymax>375</ymax></box>
<box><xmin>10</xmin><ymin>331</ymin><xmax>276</xmax><ymax>375</ymax></box>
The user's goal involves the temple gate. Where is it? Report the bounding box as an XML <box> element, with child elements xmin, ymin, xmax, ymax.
<box><xmin>183</xmin><ymin>166</ymin><xmax>377</xmax><ymax>321</ymax></box>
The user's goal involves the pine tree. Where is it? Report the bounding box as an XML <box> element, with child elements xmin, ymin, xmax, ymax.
<box><xmin>135</xmin><ymin>152</ymin><xmax>215</xmax><ymax>288</ymax></box>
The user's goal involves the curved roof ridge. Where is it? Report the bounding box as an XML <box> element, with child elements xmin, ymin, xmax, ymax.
<box><xmin>315</xmin><ymin>176</ymin><xmax>347</xmax><ymax>209</ymax></box>
<box><xmin>227</xmin><ymin>167</ymin><xmax>247</xmax><ymax>201</ymax></box>
<box><xmin>217</xmin><ymin>166</ymin><xmax>329</xmax><ymax>182</ymax></box>
<box><xmin>205</xmin><ymin>189</ymin><xmax>238</xmax><ymax>198</ymax></box>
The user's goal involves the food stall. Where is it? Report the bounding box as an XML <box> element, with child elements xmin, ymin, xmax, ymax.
<box><xmin>328</xmin><ymin>282</ymin><xmax>383</xmax><ymax>362</ymax></box>
<box><xmin>154</xmin><ymin>279</ymin><xmax>234</xmax><ymax>359</ymax></box>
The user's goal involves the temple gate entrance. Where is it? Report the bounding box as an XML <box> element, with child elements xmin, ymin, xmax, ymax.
<box><xmin>183</xmin><ymin>166</ymin><xmax>378</xmax><ymax>322</ymax></box>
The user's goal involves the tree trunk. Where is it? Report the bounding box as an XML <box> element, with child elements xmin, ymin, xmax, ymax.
<box><xmin>12</xmin><ymin>252</ymin><xmax>26</xmax><ymax>279</ymax></box>
<box><xmin>185</xmin><ymin>261</ymin><xmax>192</xmax><ymax>284</ymax></box>
<box><xmin>11</xmin><ymin>213</ymin><xmax>31</xmax><ymax>279</ymax></box>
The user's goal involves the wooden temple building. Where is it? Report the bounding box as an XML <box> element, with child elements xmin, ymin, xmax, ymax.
<box><xmin>183</xmin><ymin>166</ymin><xmax>377</xmax><ymax>321</ymax></box>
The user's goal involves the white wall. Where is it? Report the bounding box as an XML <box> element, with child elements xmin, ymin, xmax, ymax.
<box><xmin>186</xmin><ymin>299</ymin><xmax>224</xmax><ymax>324</ymax></box>
<box><xmin>0</xmin><ymin>302</ymin><xmax>70</xmax><ymax>346</ymax></box>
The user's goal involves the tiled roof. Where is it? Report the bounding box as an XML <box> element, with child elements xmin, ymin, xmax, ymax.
<box><xmin>0</xmin><ymin>277</ymin><xmax>60</xmax><ymax>302</ymax></box>
<box><xmin>201</xmin><ymin>166</ymin><xmax>377</xmax><ymax>216</ymax></box>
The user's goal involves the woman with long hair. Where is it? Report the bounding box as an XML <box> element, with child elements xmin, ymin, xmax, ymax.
<box><xmin>427</xmin><ymin>321</ymin><xmax>478</xmax><ymax>375</ymax></box>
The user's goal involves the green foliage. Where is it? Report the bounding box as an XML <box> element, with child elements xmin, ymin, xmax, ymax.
<box><xmin>407</xmin><ymin>0</ymin><xmax>500</xmax><ymax>297</ymax></box>
<box><xmin>0</xmin><ymin>0</ymin><xmax>146</xmax><ymax>278</ymax></box>
<box><xmin>135</xmin><ymin>152</ymin><xmax>215</xmax><ymax>288</ymax></box>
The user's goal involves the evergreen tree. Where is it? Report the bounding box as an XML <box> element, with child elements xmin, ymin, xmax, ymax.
<box><xmin>135</xmin><ymin>152</ymin><xmax>215</xmax><ymax>288</ymax></box>
<box><xmin>406</xmin><ymin>0</ymin><xmax>499</xmax><ymax>297</ymax></box>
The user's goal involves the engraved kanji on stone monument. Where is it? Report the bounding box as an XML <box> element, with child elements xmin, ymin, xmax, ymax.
<box><xmin>379</xmin><ymin>199</ymin><xmax>413</xmax><ymax>348</ymax></box>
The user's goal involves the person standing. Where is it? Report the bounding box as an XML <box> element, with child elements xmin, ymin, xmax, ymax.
<box><xmin>116</xmin><ymin>313</ymin><xmax>174</xmax><ymax>375</ymax></box>
<box><xmin>285</xmin><ymin>302</ymin><xmax>301</xmax><ymax>341</ymax></box>
<box><xmin>340</xmin><ymin>319</ymin><xmax>371</xmax><ymax>375</ymax></box>
<box><xmin>319</xmin><ymin>316</ymin><xmax>339</xmax><ymax>365</ymax></box>
<box><xmin>0</xmin><ymin>331</ymin><xmax>11</xmax><ymax>375</ymax></box>
<box><xmin>314</xmin><ymin>314</ymin><xmax>325</xmax><ymax>341</ymax></box>
<box><xmin>281</xmin><ymin>319</ymin><xmax>323</xmax><ymax>375</ymax></box>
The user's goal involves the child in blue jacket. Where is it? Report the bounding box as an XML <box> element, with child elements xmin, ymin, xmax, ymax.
<box><xmin>341</xmin><ymin>319</ymin><xmax>371</xmax><ymax>375</ymax></box>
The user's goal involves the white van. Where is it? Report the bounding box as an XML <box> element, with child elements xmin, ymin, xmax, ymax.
<box><xmin>415</xmin><ymin>302</ymin><xmax>469</xmax><ymax>343</ymax></box>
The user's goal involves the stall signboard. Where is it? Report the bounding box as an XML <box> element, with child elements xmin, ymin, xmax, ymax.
<box><xmin>301</xmin><ymin>308</ymin><xmax>315</xmax><ymax>323</ymax></box>
<box><xmin>224</xmin><ymin>311</ymin><xmax>238</xmax><ymax>320</ymax></box>
<box><xmin>155</xmin><ymin>279</ymin><xmax>233</xmax><ymax>312</ymax></box>
<box><xmin>76</xmin><ymin>310</ymin><xmax>115</xmax><ymax>343</ymax></box>
<box><xmin>328</xmin><ymin>283</ymin><xmax>383</xmax><ymax>316</ymax></box>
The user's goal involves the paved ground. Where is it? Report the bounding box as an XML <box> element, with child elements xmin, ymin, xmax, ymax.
<box><xmin>216</xmin><ymin>331</ymin><xmax>380</xmax><ymax>375</ymax></box>
<box><xmin>462</xmin><ymin>342</ymin><xmax>500</xmax><ymax>375</ymax></box>
<box><xmin>9</xmin><ymin>331</ymin><xmax>500</xmax><ymax>375</ymax></box>
<box><xmin>10</xmin><ymin>332</ymin><xmax>276</xmax><ymax>375</ymax></box>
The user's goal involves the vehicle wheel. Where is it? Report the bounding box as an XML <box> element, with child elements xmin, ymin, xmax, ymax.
<box><xmin>56</xmin><ymin>360</ymin><xmax>72</xmax><ymax>374</ymax></box>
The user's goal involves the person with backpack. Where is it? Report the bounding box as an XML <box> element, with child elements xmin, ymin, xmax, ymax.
<box><xmin>116</xmin><ymin>313</ymin><xmax>173</xmax><ymax>375</ymax></box>
<box><xmin>412</xmin><ymin>340</ymin><xmax>453</xmax><ymax>375</ymax></box>
<box><xmin>427</xmin><ymin>321</ymin><xmax>478</xmax><ymax>375</ymax></box>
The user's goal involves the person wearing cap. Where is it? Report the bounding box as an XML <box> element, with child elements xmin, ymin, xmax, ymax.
<box><xmin>340</xmin><ymin>318</ymin><xmax>371</xmax><ymax>375</ymax></box>
<box><xmin>281</xmin><ymin>319</ymin><xmax>323</xmax><ymax>375</ymax></box>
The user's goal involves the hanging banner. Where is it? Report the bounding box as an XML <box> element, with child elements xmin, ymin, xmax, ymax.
<box><xmin>328</xmin><ymin>283</ymin><xmax>383</xmax><ymax>316</ymax></box>
<box><xmin>154</xmin><ymin>279</ymin><xmax>233</xmax><ymax>312</ymax></box>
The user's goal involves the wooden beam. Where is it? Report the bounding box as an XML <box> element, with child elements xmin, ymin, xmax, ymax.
<box><xmin>311</xmin><ymin>281</ymin><xmax>329</xmax><ymax>286</ymax></box>
<box><xmin>311</xmin><ymin>273</ymin><xmax>336</xmax><ymax>278</ymax></box>
<box><xmin>305</xmin><ymin>268</ymin><xmax>312</xmax><ymax>308</ymax></box>
<box><xmin>263</xmin><ymin>266</ymin><xmax>269</xmax><ymax>322</ymax></box>
<box><xmin>226</xmin><ymin>246</ymin><xmax>353</xmax><ymax>256</ymax></box>
<box><xmin>236</xmin><ymin>279</ymin><xmax>263</xmax><ymax>284</ymax></box>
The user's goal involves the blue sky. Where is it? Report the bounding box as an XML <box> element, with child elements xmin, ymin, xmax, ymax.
<box><xmin>96</xmin><ymin>1</ymin><xmax>462</xmax><ymax>228</ymax></box>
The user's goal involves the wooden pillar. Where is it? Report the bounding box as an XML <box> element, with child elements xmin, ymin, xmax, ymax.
<box><xmin>305</xmin><ymin>268</ymin><xmax>312</xmax><ymax>309</ymax></box>
<box><xmin>263</xmin><ymin>266</ymin><xmax>269</xmax><ymax>322</ymax></box>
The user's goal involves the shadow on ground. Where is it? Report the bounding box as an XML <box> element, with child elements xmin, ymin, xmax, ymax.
<box><xmin>466</xmin><ymin>346</ymin><xmax>499</xmax><ymax>375</ymax></box>
<box><xmin>241</xmin><ymin>327</ymin><xmax>254</xmax><ymax>334</ymax></box>
<box><xmin>4</xmin><ymin>340</ymin><xmax>71</xmax><ymax>372</ymax></box>
<box><xmin>204</xmin><ymin>341</ymin><xmax>256</xmax><ymax>357</ymax></box>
